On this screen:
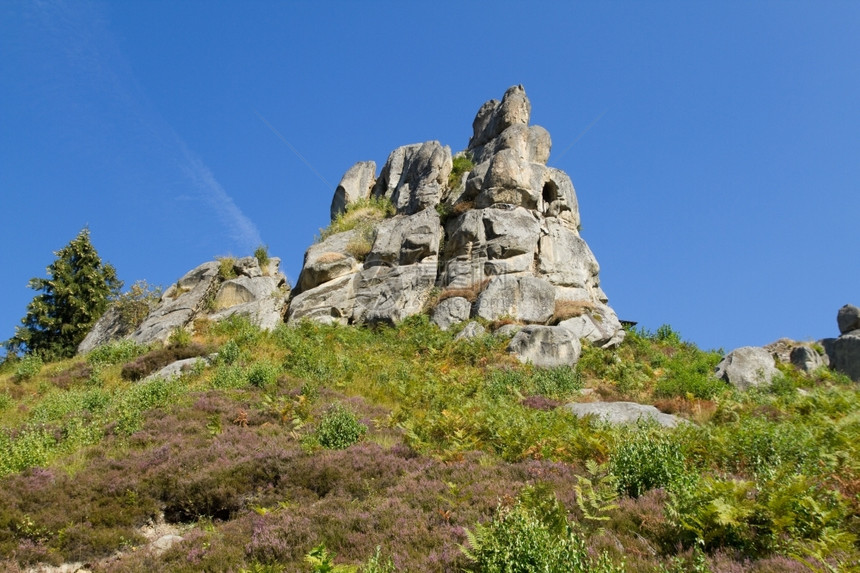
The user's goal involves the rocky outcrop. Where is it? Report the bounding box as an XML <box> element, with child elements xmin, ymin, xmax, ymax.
<box><xmin>715</xmin><ymin>346</ymin><xmax>779</xmax><ymax>390</ymax></box>
<box><xmin>79</xmin><ymin>256</ymin><xmax>289</xmax><ymax>352</ymax></box>
<box><xmin>288</xmin><ymin>85</ymin><xmax>625</xmax><ymax>364</ymax></box>
<box><xmin>829</xmin><ymin>304</ymin><xmax>860</xmax><ymax>381</ymax></box>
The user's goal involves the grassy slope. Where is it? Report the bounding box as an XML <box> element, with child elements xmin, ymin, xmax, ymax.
<box><xmin>0</xmin><ymin>317</ymin><xmax>857</xmax><ymax>572</ymax></box>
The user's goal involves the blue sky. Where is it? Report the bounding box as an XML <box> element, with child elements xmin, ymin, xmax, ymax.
<box><xmin>1</xmin><ymin>0</ymin><xmax>858</xmax><ymax>353</ymax></box>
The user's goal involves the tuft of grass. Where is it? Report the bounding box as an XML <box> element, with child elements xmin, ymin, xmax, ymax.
<box><xmin>319</xmin><ymin>197</ymin><xmax>395</xmax><ymax>241</ymax></box>
<box><xmin>254</xmin><ymin>245</ymin><xmax>270</xmax><ymax>267</ymax></box>
<box><xmin>218</xmin><ymin>256</ymin><xmax>238</xmax><ymax>280</ymax></box>
<box><xmin>448</xmin><ymin>152</ymin><xmax>474</xmax><ymax>189</ymax></box>
<box><xmin>550</xmin><ymin>299</ymin><xmax>596</xmax><ymax>324</ymax></box>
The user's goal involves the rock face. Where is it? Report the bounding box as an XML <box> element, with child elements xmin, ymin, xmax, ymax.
<box><xmin>715</xmin><ymin>346</ymin><xmax>779</xmax><ymax>390</ymax></box>
<box><xmin>288</xmin><ymin>85</ymin><xmax>625</xmax><ymax>363</ymax></box>
<box><xmin>829</xmin><ymin>304</ymin><xmax>860</xmax><ymax>381</ymax></box>
<box><xmin>79</xmin><ymin>257</ymin><xmax>289</xmax><ymax>352</ymax></box>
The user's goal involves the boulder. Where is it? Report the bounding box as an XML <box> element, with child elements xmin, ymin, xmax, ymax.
<box><xmin>143</xmin><ymin>356</ymin><xmax>210</xmax><ymax>382</ymax></box>
<box><xmin>493</xmin><ymin>323</ymin><xmax>522</xmax><ymax>338</ymax></box>
<box><xmin>564</xmin><ymin>402</ymin><xmax>685</xmax><ymax>428</ymax></box>
<box><xmin>789</xmin><ymin>345</ymin><xmax>825</xmax><ymax>373</ymax></box>
<box><xmin>431</xmin><ymin>297</ymin><xmax>472</xmax><ymax>331</ymax></box>
<box><xmin>232</xmin><ymin>256</ymin><xmax>263</xmax><ymax>278</ymax></box>
<box><xmin>131</xmin><ymin>262</ymin><xmax>221</xmax><ymax>345</ymax></box>
<box><xmin>330</xmin><ymin>160</ymin><xmax>376</xmax><ymax>221</ymax></box>
<box><xmin>78</xmin><ymin>305</ymin><xmax>135</xmax><ymax>354</ymax></box>
<box><xmin>296</xmin><ymin>230</ymin><xmax>362</xmax><ymax>293</ymax></box>
<box><xmin>837</xmin><ymin>304</ymin><xmax>860</xmax><ymax>335</ymax></box>
<box><xmin>475</xmin><ymin>276</ymin><xmax>556</xmax><ymax>324</ymax></box>
<box><xmin>507</xmin><ymin>325</ymin><xmax>581</xmax><ymax>368</ymax></box>
<box><xmin>476</xmin><ymin>149</ymin><xmax>538</xmax><ymax>209</ymax></box>
<box><xmin>287</xmin><ymin>273</ymin><xmax>358</xmax><ymax>325</ymax></box>
<box><xmin>714</xmin><ymin>346</ymin><xmax>779</xmax><ymax>390</ymax></box>
<box><xmin>558</xmin><ymin>302</ymin><xmax>625</xmax><ymax>349</ymax></box>
<box><xmin>831</xmin><ymin>332</ymin><xmax>860</xmax><ymax>381</ymax></box>
<box><xmin>455</xmin><ymin>321</ymin><xmax>487</xmax><ymax>340</ymax></box>
<box><xmin>365</xmin><ymin>208</ymin><xmax>442</xmax><ymax>267</ymax></box>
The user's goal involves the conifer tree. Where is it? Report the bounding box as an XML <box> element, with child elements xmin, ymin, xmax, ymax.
<box><xmin>5</xmin><ymin>228</ymin><xmax>122</xmax><ymax>359</ymax></box>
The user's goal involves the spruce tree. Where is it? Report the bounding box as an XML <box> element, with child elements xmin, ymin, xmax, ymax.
<box><xmin>6</xmin><ymin>228</ymin><xmax>122</xmax><ymax>359</ymax></box>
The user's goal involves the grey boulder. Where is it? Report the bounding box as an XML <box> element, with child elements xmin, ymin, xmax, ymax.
<box><xmin>330</xmin><ymin>160</ymin><xmax>376</xmax><ymax>221</ymax></box>
<box><xmin>475</xmin><ymin>276</ymin><xmax>556</xmax><ymax>324</ymax></box>
<box><xmin>837</xmin><ymin>304</ymin><xmax>860</xmax><ymax>335</ymax></box>
<box><xmin>432</xmin><ymin>297</ymin><xmax>472</xmax><ymax>331</ymax></box>
<box><xmin>564</xmin><ymin>402</ymin><xmax>685</xmax><ymax>428</ymax></box>
<box><xmin>507</xmin><ymin>325</ymin><xmax>581</xmax><ymax>368</ymax></box>
<box><xmin>715</xmin><ymin>346</ymin><xmax>779</xmax><ymax>390</ymax></box>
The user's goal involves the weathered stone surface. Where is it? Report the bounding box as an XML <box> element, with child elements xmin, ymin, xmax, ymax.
<box><xmin>832</xmin><ymin>332</ymin><xmax>860</xmax><ymax>381</ymax></box>
<box><xmin>366</xmin><ymin>208</ymin><xmax>442</xmax><ymax>267</ymax></box>
<box><xmin>455</xmin><ymin>321</ymin><xmax>487</xmax><ymax>340</ymax></box>
<box><xmin>837</xmin><ymin>304</ymin><xmax>860</xmax><ymax>335</ymax></box>
<box><xmin>469</xmin><ymin>124</ymin><xmax>552</xmax><ymax>166</ymax></box>
<box><xmin>210</xmin><ymin>276</ymin><xmax>287</xmax><ymax>330</ymax></box>
<box><xmin>468</xmin><ymin>84</ymin><xmax>531</xmax><ymax>151</ymax></box>
<box><xmin>475</xmin><ymin>276</ymin><xmax>556</xmax><ymax>323</ymax></box>
<box><xmin>715</xmin><ymin>346</ymin><xmax>779</xmax><ymax>390</ymax></box>
<box><xmin>494</xmin><ymin>323</ymin><xmax>523</xmax><ymax>338</ymax></box>
<box><xmin>790</xmin><ymin>345</ymin><xmax>825</xmax><ymax>373</ymax></box>
<box><xmin>564</xmin><ymin>402</ymin><xmax>685</xmax><ymax>428</ymax></box>
<box><xmin>353</xmin><ymin>263</ymin><xmax>437</xmax><ymax>325</ymax></box>
<box><xmin>78</xmin><ymin>305</ymin><xmax>135</xmax><ymax>354</ymax></box>
<box><xmin>233</xmin><ymin>256</ymin><xmax>262</xmax><ymax>278</ymax></box>
<box><xmin>214</xmin><ymin>276</ymin><xmax>279</xmax><ymax>310</ymax></box>
<box><xmin>508</xmin><ymin>325</ymin><xmax>581</xmax><ymax>368</ymax></box>
<box><xmin>131</xmin><ymin>262</ymin><xmax>221</xmax><ymax>345</ymax></box>
<box><xmin>287</xmin><ymin>273</ymin><xmax>357</xmax><ymax>325</ymax></box>
<box><xmin>151</xmin><ymin>534</ymin><xmax>184</xmax><ymax>556</ymax></box>
<box><xmin>372</xmin><ymin>142</ymin><xmax>452</xmax><ymax>215</ymax></box>
<box><xmin>538</xmin><ymin>218</ymin><xmax>599</xmax><ymax>291</ymax></box>
<box><xmin>558</xmin><ymin>302</ymin><xmax>625</xmax><ymax>348</ymax></box>
<box><xmin>477</xmin><ymin>149</ymin><xmax>538</xmax><ymax>209</ymax></box>
<box><xmin>143</xmin><ymin>356</ymin><xmax>210</xmax><ymax>382</ymax></box>
<box><xmin>296</xmin><ymin>230</ymin><xmax>362</xmax><ymax>293</ymax></box>
<box><xmin>432</xmin><ymin>297</ymin><xmax>472</xmax><ymax>331</ymax></box>
<box><xmin>331</xmin><ymin>160</ymin><xmax>376</xmax><ymax>221</ymax></box>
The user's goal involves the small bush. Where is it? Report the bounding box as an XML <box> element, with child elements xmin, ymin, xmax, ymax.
<box><xmin>120</xmin><ymin>342</ymin><xmax>210</xmax><ymax>381</ymax></box>
<box><xmin>315</xmin><ymin>403</ymin><xmax>367</xmax><ymax>450</ymax></box>
<box><xmin>14</xmin><ymin>355</ymin><xmax>43</xmax><ymax>381</ymax></box>
<box><xmin>254</xmin><ymin>245</ymin><xmax>270</xmax><ymax>267</ymax></box>
<box><xmin>463</xmin><ymin>486</ymin><xmax>623</xmax><ymax>573</ymax></box>
<box><xmin>609</xmin><ymin>429</ymin><xmax>686</xmax><ymax>498</ymax></box>
<box><xmin>113</xmin><ymin>280</ymin><xmax>162</xmax><ymax>331</ymax></box>
<box><xmin>247</xmin><ymin>360</ymin><xmax>279</xmax><ymax>389</ymax></box>
<box><xmin>345</xmin><ymin>226</ymin><xmax>376</xmax><ymax>261</ymax></box>
<box><xmin>448</xmin><ymin>153</ymin><xmax>474</xmax><ymax>189</ymax></box>
<box><xmin>218</xmin><ymin>339</ymin><xmax>242</xmax><ymax>365</ymax></box>
<box><xmin>218</xmin><ymin>256</ymin><xmax>238</xmax><ymax>280</ymax></box>
<box><xmin>86</xmin><ymin>339</ymin><xmax>147</xmax><ymax>366</ymax></box>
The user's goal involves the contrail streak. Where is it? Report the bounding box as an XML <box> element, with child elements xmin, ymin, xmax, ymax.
<box><xmin>554</xmin><ymin>109</ymin><xmax>608</xmax><ymax>163</ymax></box>
<box><xmin>254</xmin><ymin>109</ymin><xmax>333</xmax><ymax>190</ymax></box>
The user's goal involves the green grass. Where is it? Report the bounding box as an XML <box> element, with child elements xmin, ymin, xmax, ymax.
<box><xmin>0</xmin><ymin>317</ymin><xmax>857</xmax><ymax>571</ymax></box>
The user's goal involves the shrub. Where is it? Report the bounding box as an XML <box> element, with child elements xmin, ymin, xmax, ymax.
<box><xmin>609</xmin><ymin>428</ymin><xmax>686</xmax><ymax>498</ymax></box>
<box><xmin>448</xmin><ymin>153</ymin><xmax>474</xmax><ymax>189</ymax></box>
<box><xmin>247</xmin><ymin>360</ymin><xmax>279</xmax><ymax>389</ymax></box>
<box><xmin>86</xmin><ymin>339</ymin><xmax>147</xmax><ymax>366</ymax></box>
<box><xmin>218</xmin><ymin>256</ymin><xmax>238</xmax><ymax>280</ymax></box>
<box><xmin>120</xmin><ymin>342</ymin><xmax>210</xmax><ymax>381</ymax></box>
<box><xmin>315</xmin><ymin>404</ymin><xmax>367</xmax><ymax>450</ymax></box>
<box><xmin>113</xmin><ymin>279</ymin><xmax>162</xmax><ymax>331</ymax></box>
<box><xmin>463</xmin><ymin>486</ymin><xmax>623</xmax><ymax>573</ymax></box>
<box><xmin>218</xmin><ymin>339</ymin><xmax>242</xmax><ymax>365</ymax></box>
<box><xmin>254</xmin><ymin>245</ymin><xmax>270</xmax><ymax>267</ymax></box>
<box><xmin>14</xmin><ymin>355</ymin><xmax>43</xmax><ymax>381</ymax></box>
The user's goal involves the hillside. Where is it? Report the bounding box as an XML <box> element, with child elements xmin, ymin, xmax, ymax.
<box><xmin>1</xmin><ymin>316</ymin><xmax>858</xmax><ymax>572</ymax></box>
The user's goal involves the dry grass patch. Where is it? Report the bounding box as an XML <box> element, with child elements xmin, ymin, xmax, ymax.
<box><xmin>550</xmin><ymin>299</ymin><xmax>596</xmax><ymax>324</ymax></box>
<box><xmin>433</xmin><ymin>278</ymin><xmax>491</xmax><ymax>306</ymax></box>
<box><xmin>316</xmin><ymin>252</ymin><xmax>348</xmax><ymax>264</ymax></box>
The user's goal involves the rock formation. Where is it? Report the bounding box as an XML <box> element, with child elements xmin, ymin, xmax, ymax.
<box><xmin>288</xmin><ymin>85</ymin><xmax>625</xmax><ymax>365</ymax></box>
<box><xmin>824</xmin><ymin>304</ymin><xmax>860</xmax><ymax>381</ymax></box>
<box><xmin>79</xmin><ymin>86</ymin><xmax>625</xmax><ymax>368</ymax></box>
<box><xmin>79</xmin><ymin>256</ymin><xmax>289</xmax><ymax>351</ymax></box>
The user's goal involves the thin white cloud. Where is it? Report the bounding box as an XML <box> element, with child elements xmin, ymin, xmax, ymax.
<box><xmin>29</xmin><ymin>0</ymin><xmax>263</xmax><ymax>252</ymax></box>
